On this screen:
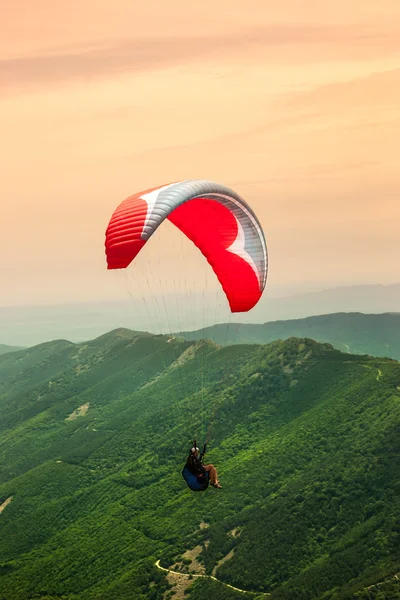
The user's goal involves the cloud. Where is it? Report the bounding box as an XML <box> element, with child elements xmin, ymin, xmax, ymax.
<box><xmin>1</xmin><ymin>24</ymin><xmax>400</xmax><ymax>90</ymax></box>
<box><xmin>117</xmin><ymin>67</ymin><xmax>400</xmax><ymax>155</ymax></box>
<box><xmin>283</xmin><ymin>67</ymin><xmax>400</xmax><ymax>113</ymax></box>
<box><xmin>229</xmin><ymin>161</ymin><xmax>381</xmax><ymax>185</ymax></box>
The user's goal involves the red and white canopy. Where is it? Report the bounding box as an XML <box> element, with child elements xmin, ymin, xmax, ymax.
<box><xmin>105</xmin><ymin>180</ymin><xmax>267</xmax><ymax>313</ymax></box>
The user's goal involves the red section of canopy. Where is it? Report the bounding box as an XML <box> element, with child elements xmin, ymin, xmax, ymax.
<box><xmin>105</xmin><ymin>192</ymin><xmax>261</xmax><ymax>312</ymax></box>
<box><xmin>168</xmin><ymin>198</ymin><xmax>260</xmax><ymax>312</ymax></box>
<box><xmin>105</xmin><ymin>195</ymin><xmax>148</xmax><ymax>269</ymax></box>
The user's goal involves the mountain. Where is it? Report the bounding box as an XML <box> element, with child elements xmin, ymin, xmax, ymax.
<box><xmin>0</xmin><ymin>344</ymin><xmax>24</xmax><ymax>355</ymax></box>
<box><xmin>179</xmin><ymin>312</ymin><xmax>400</xmax><ymax>361</ymax></box>
<box><xmin>253</xmin><ymin>283</ymin><xmax>400</xmax><ymax>323</ymax></box>
<box><xmin>1</xmin><ymin>283</ymin><xmax>399</xmax><ymax>346</ymax></box>
<box><xmin>0</xmin><ymin>329</ymin><xmax>399</xmax><ymax>599</ymax></box>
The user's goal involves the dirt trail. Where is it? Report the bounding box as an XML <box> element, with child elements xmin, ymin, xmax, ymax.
<box><xmin>163</xmin><ymin>570</ymin><xmax>192</xmax><ymax>599</ymax></box>
<box><xmin>0</xmin><ymin>496</ymin><xmax>13</xmax><ymax>514</ymax></box>
<box><xmin>361</xmin><ymin>365</ymin><xmax>384</xmax><ymax>382</ymax></box>
<box><xmin>155</xmin><ymin>559</ymin><xmax>269</xmax><ymax>596</ymax></box>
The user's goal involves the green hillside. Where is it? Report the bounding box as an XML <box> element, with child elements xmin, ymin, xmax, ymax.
<box><xmin>179</xmin><ymin>312</ymin><xmax>400</xmax><ymax>361</ymax></box>
<box><xmin>0</xmin><ymin>329</ymin><xmax>399</xmax><ymax>599</ymax></box>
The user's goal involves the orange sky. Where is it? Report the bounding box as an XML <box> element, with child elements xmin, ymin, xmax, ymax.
<box><xmin>1</xmin><ymin>0</ymin><xmax>399</xmax><ymax>306</ymax></box>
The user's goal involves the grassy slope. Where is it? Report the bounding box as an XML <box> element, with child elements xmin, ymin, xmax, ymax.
<box><xmin>0</xmin><ymin>331</ymin><xmax>398</xmax><ymax>599</ymax></box>
<box><xmin>179</xmin><ymin>312</ymin><xmax>400</xmax><ymax>361</ymax></box>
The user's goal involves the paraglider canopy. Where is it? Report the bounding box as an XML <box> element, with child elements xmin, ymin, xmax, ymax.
<box><xmin>105</xmin><ymin>179</ymin><xmax>267</xmax><ymax>313</ymax></box>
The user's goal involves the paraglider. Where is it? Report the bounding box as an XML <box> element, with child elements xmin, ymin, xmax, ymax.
<box><xmin>105</xmin><ymin>179</ymin><xmax>268</xmax><ymax>313</ymax></box>
<box><xmin>182</xmin><ymin>442</ymin><xmax>222</xmax><ymax>492</ymax></box>
<box><xmin>105</xmin><ymin>179</ymin><xmax>268</xmax><ymax>491</ymax></box>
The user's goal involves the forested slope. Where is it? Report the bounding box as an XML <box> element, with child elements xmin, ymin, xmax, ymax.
<box><xmin>0</xmin><ymin>329</ymin><xmax>398</xmax><ymax>599</ymax></box>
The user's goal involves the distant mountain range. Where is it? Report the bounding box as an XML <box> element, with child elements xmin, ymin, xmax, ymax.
<box><xmin>248</xmin><ymin>282</ymin><xmax>400</xmax><ymax>323</ymax></box>
<box><xmin>0</xmin><ymin>344</ymin><xmax>24</xmax><ymax>355</ymax></box>
<box><xmin>1</xmin><ymin>283</ymin><xmax>399</xmax><ymax>346</ymax></box>
<box><xmin>2</xmin><ymin>309</ymin><xmax>400</xmax><ymax>365</ymax></box>
<box><xmin>0</xmin><ymin>329</ymin><xmax>399</xmax><ymax>598</ymax></box>
<box><xmin>179</xmin><ymin>312</ymin><xmax>400</xmax><ymax>361</ymax></box>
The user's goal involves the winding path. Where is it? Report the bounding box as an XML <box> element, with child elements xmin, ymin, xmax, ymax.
<box><xmin>0</xmin><ymin>496</ymin><xmax>12</xmax><ymax>514</ymax></box>
<box><xmin>155</xmin><ymin>559</ymin><xmax>269</xmax><ymax>596</ymax></box>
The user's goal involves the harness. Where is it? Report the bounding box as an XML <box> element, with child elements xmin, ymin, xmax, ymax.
<box><xmin>182</xmin><ymin>440</ymin><xmax>209</xmax><ymax>492</ymax></box>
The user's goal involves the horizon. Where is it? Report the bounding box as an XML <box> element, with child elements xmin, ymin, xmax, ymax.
<box><xmin>1</xmin><ymin>280</ymin><xmax>399</xmax><ymax>310</ymax></box>
<box><xmin>1</xmin><ymin>282</ymin><xmax>399</xmax><ymax>347</ymax></box>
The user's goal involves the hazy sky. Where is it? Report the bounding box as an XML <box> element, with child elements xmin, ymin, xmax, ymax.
<box><xmin>1</xmin><ymin>0</ymin><xmax>399</xmax><ymax>307</ymax></box>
